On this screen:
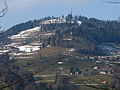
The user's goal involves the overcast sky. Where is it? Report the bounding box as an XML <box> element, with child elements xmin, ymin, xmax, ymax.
<box><xmin>0</xmin><ymin>0</ymin><xmax>120</xmax><ymax>30</ymax></box>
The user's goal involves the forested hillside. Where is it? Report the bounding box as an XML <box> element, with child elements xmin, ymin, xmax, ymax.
<box><xmin>2</xmin><ymin>15</ymin><xmax>120</xmax><ymax>55</ymax></box>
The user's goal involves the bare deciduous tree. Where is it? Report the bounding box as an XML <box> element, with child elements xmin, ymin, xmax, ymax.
<box><xmin>0</xmin><ymin>0</ymin><xmax>8</xmax><ymax>17</ymax></box>
<box><xmin>104</xmin><ymin>0</ymin><xmax>120</xmax><ymax>3</ymax></box>
<box><xmin>103</xmin><ymin>0</ymin><xmax>120</xmax><ymax>21</ymax></box>
<box><xmin>0</xmin><ymin>0</ymin><xmax>8</xmax><ymax>32</ymax></box>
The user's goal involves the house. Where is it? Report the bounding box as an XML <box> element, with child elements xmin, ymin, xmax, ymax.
<box><xmin>93</xmin><ymin>66</ymin><xmax>113</xmax><ymax>75</ymax></box>
<box><xmin>63</xmin><ymin>36</ymin><xmax>73</xmax><ymax>41</ymax></box>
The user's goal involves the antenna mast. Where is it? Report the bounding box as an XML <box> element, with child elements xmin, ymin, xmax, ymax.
<box><xmin>71</xmin><ymin>8</ymin><xmax>73</xmax><ymax>16</ymax></box>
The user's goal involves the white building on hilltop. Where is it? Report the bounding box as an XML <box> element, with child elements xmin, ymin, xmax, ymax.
<box><xmin>18</xmin><ymin>45</ymin><xmax>40</xmax><ymax>52</ymax></box>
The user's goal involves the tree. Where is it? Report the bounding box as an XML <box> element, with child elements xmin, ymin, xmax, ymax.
<box><xmin>104</xmin><ymin>1</ymin><xmax>120</xmax><ymax>90</ymax></box>
<box><xmin>0</xmin><ymin>0</ymin><xmax>8</xmax><ymax>32</ymax></box>
<box><xmin>104</xmin><ymin>0</ymin><xmax>120</xmax><ymax>21</ymax></box>
<box><xmin>0</xmin><ymin>0</ymin><xmax>8</xmax><ymax>17</ymax></box>
<box><xmin>104</xmin><ymin>0</ymin><xmax>120</xmax><ymax>3</ymax></box>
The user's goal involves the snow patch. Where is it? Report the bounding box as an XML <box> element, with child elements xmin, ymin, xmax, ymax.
<box><xmin>58</xmin><ymin>62</ymin><xmax>64</xmax><ymax>64</ymax></box>
<box><xmin>17</xmin><ymin>57</ymin><xmax>33</xmax><ymax>59</ymax></box>
<box><xmin>18</xmin><ymin>45</ymin><xmax>40</xmax><ymax>52</ymax></box>
<box><xmin>41</xmin><ymin>18</ymin><xmax>66</xmax><ymax>24</ymax></box>
<box><xmin>44</xmin><ymin>33</ymin><xmax>55</xmax><ymax>36</ymax></box>
<box><xmin>0</xmin><ymin>50</ymin><xmax>9</xmax><ymax>53</ymax></box>
<box><xmin>9</xmin><ymin>27</ymin><xmax>40</xmax><ymax>39</ymax></box>
<box><xmin>68</xmin><ymin>48</ymin><xmax>76</xmax><ymax>52</ymax></box>
<box><xmin>77</xmin><ymin>20</ymin><xmax>82</xmax><ymax>26</ymax></box>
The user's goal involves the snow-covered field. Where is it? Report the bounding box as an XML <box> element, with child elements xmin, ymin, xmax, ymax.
<box><xmin>9</xmin><ymin>27</ymin><xmax>40</xmax><ymax>39</ymax></box>
<box><xmin>41</xmin><ymin>18</ymin><xmax>82</xmax><ymax>26</ymax></box>
<box><xmin>7</xmin><ymin>26</ymin><xmax>42</xmax><ymax>53</ymax></box>
<box><xmin>0</xmin><ymin>50</ymin><xmax>9</xmax><ymax>53</ymax></box>
<box><xmin>41</xmin><ymin>18</ymin><xmax>66</xmax><ymax>24</ymax></box>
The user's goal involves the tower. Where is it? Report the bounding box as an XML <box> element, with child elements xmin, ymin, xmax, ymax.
<box><xmin>71</xmin><ymin>8</ymin><xmax>73</xmax><ymax>16</ymax></box>
<box><xmin>66</xmin><ymin>8</ymin><xmax>73</xmax><ymax>23</ymax></box>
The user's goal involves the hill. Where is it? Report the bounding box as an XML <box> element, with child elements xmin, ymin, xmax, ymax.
<box><xmin>1</xmin><ymin>14</ymin><xmax>120</xmax><ymax>56</ymax></box>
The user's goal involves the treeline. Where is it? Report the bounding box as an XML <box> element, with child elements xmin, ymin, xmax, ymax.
<box><xmin>40</xmin><ymin>16</ymin><xmax>120</xmax><ymax>55</ymax></box>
